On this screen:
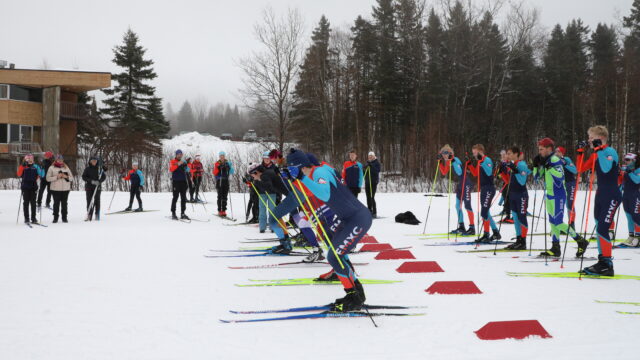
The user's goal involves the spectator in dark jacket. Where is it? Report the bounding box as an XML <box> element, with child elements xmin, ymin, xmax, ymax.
<box><xmin>17</xmin><ymin>154</ymin><xmax>44</xmax><ymax>224</ymax></box>
<box><xmin>213</xmin><ymin>151</ymin><xmax>234</xmax><ymax>217</ymax></box>
<box><xmin>82</xmin><ymin>155</ymin><xmax>107</xmax><ymax>221</ymax></box>
<box><xmin>249</xmin><ymin>163</ymin><xmax>288</xmax><ymax>233</ymax></box>
<box><xmin>342</xmin><ymin>150</ymin><xmax>364</xmax><ymax>198</ymax></box>
<box><xmin>37</xmin><ymin>151</ymin><xmax>54</xmax><ymax>208</ymax></box>
<box><xmin>364</xmin><ymin>151</ymin><xmax>381</xmax><ymax>218</ymax></box>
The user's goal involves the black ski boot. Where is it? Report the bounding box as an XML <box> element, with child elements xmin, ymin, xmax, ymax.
<box><xmin>539</xmin><ymin>242</ymin><xmax>561</xmax><ymax>257</ymax></box>
<box><xmin>575</xmin><ymin>235</ymin><xmax>589</xmax><ymax>257</ymax></box>
<box><xmin>171</xmin><ymin>212</ymin><xmax>178</xmax><ymax>220</ymax></box>
<box><xmin>181</xmin><ymin>213</ymin><xmax>190</xmax><ymax>220</ymax></box>
<box><xmin>270</xmin><ymin>237</ymin><xmax>292</xmax><ymax>255</ymax></box>
<box><xmin>331</xmin><ymin>280</ymin><xmax>366</xmax><ymax>312</ymax></box>
<box><xmin>475</xmin><ymin>232</ymin><xmax>492</xmax><ymax>243</ymax></box>
<box><xmin>450</xmin><ymin>223</ymin><xmax>466</xmax><ymax>234</ymax></box>
<box><xmin>462</xmin><ymin>225</ymin><xmax>476</xmax><ymax>236</ymax></box>
<box><xmin>53</xmin><ymin>216</ymin><xmax>58</xmax><ymax>224</ymax></box>
<box><xmin>505</xmin><ymin>236</ymin><xmax>526</xmax><ymax>250</ymax></box>
<box><xmin>31</xmin><ymin>218</ymin><xmax>39</xmax><ymax>225</ymax></box>
<box><xmin>124</xmin><ymin>206</ymin><xmax>132</xmax><ymax>212</ymax></box>
<box><xmin>134</xmin><ymin>207</ymin><xmax>143</xmax><ymax>212</ymax></box>
<box><xmin>490</xmin><ymin>229</ymin><xmax>501</xmax><ymax>241</ymax></box>
<box><xmin>581</xmin><ymin>255</ymin><xmax>614</xmax><ymax>276</ymax></box>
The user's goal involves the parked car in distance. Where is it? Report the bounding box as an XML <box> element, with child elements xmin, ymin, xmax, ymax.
<box><xmin>243</xmin><ymin>129</ymin><xmax>258</xmax><ymax>142</ymax></box>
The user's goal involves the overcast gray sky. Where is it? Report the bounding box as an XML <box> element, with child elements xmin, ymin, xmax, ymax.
<box><xmin>1</xmin><ymin>0</ymin><xmax>634</xmax><ymax>109</ymax></box>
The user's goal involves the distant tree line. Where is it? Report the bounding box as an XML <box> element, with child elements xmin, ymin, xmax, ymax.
<box><xmin>165</xmin><ymin>100</ymin><xmax>261</xmax><ymax>139</ymax></box>
<box><xmin>286</xmin><ymin>0</ymin><xmax>640</xmax><ymax>179</ymax></box>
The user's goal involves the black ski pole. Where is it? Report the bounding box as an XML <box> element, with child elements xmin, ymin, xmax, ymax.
<box><xmin>494</xmin><ymin>170</ymin><xmax>512</xmax><ymax>255</ymax></box>
<box><xmin>528</xmin><ymin>180</ymin><xmax>538</xmax><ymax>256</ymax></box>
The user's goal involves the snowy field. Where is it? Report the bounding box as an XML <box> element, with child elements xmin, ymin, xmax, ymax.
<box><xmin>0</xmin><ymin>189</ymin><xmax>638</xmax><ymax>360</ymax></box>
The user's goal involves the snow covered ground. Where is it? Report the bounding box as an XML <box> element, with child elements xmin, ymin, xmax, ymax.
<box><xmin>0</xmin><ymin>189</ymin><xmax>638</xmax><ymax>359</ymax></box>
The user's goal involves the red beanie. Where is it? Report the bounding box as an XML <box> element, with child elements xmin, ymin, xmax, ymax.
<box><xmin>556</xmin><ymin>146</ymin><xmax>566</xmax><ymax>155</ymax></box>
<box><xmin>538</xmin><ymin>137</ymin><xmax>554</xmax><ymax>148</ymax></box>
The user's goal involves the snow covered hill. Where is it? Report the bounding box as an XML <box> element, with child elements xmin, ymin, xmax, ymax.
<box><xmin>0</xmin><ymin>189</ymin><xmax>638</xmax><ymax>359</ymax></box>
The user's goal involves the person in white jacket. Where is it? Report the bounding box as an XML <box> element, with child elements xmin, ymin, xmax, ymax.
<box><xmin>46</xmin><ymin>154</ymin><xmax>73</xmax><ymax>223</ymax></box>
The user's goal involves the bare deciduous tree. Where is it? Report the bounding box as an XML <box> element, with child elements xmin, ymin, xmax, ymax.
<box><xmin>237</xmin><ymin>6</ymin><xmax>305</xmax><ymax>151</ymax></box>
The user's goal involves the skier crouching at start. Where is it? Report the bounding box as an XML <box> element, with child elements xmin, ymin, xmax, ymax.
<box><xmin>284</xmin><ymin>149</ymin><xmax>372</xmax><ymax>312</ymax></box>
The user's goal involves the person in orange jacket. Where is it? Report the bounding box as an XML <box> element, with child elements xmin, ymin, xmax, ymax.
<box><xmin>169</xmin><ymin>149</ymin><xmax>190</xmax><ymax>220</ymax></box>
<box><xmin>190</xmin><ymin>155</ymin><xmax>205</xmax><ymax>202</ymax></box>
<box><xmin>341</xmin><ymin>150</ymin><xmax>364</xmax><ymax>198</ymax></box>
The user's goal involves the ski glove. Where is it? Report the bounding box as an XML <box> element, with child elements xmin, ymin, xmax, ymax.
<box><xmin>287</xmin><ymin>166</ymin><xmax>303</xmax><ymax>180</ymax></box>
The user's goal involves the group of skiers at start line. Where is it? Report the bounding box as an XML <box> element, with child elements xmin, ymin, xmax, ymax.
<box><xmin>436</xmin><ymin>125</ymin><xmax>640</xmax><ymax>277</ymax></box>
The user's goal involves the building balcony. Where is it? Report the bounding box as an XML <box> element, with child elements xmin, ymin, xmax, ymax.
<box><xmin>60</xmin><ymin>101</ymin><xmax>92</xmax><ymax>120</ymax></box>
<box><xmin>8</xmin><ymin>142</ymin><xmax>42</xmax><ymax>155</ymax></box>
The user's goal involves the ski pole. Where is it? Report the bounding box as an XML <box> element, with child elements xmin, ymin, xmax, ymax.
<box><xmin>249</xmin><ymin>182</ymin><xmax>291</xmax><ymax>235</ymax></box>
<box><xmin>242</xmin><ymin>182</ymin><xmax>248</xmax><ymax>222</ymax></box>
<box><xmin>228</xmin><ymin>178</ymin><xmax>234</xmax><ymax>220</ymax></box>
<box><xmin>542</xmin><ymin>179</ymin><xmax>548</xmax><ymax>266</ymax></box>
<box><xmin>579</xmin><ymin>155</ymin><xmax>597</xmax><ymax>280</ymax></box>
<box><xmin>455</xmin><ymin>160</ymin><xmax>470</xmax><ymax>243</ymax></box>
<box><xmin>561</xmin><ymin>153</ymin><xmax>583</xmax><ymax>268</ymax></box>
<box><xmin>293</xmin><ymin>178</ymin><xmax>346</xmax><ymax>270</ymax></box>
<box><xmin>285</xmin><ymin>178</ymin><xmax>322</xmax><ymax>241</ymax></box>
<box><xmin>447</xmin><ymin>161</ymin><xmax>453</xmax><ymax>241</ymax></box>
<box><xmin>493</xmin><ymin>167</ymin><xmax>512</xmax><ymax>255</ymax></box>
<box><xmin>422</xmin><ymin>159</ymin><xmax>441</xmax><ymax>234</ymax></box>
<box><xmin>195</xmin><ymin>178</ymin><xmax>208</xmax><ymax>212</ymax></box>
<box><xmin>108</xmin><ymin>188</ymin><xmax>117</xmax><ymax>211</ymax></box>
<box><xmin>255</xmin><ymin>181</ymin><xmax>296</xmax><ymax>230</ymax></box>
<box><xmin>476</xmin><ymin>161</ymin><xmax>481</xmax><ymax>242</ymax></box>
<box><xmin>534</xmin><ymin>180</ymin><xmax>545</xmax><ymax>232</ymax></box>
<box><xmin>87</xmin><ymin>164</ymin><xmax>104</xmax><ymax>220</ymax></box>
<box><xmin>528</xmin><ymin>179</ymin><xmax>539</xmax><ymax>256</ymax></box>
<box><xmin>611</xmin><ymin>196</ymin><xmax>622</xmax><ymax>245</ymax></box>
<box><xmin>16</xmin><ymin>182</ymin><xmax>23</xmax><ymax>224</ymax></box>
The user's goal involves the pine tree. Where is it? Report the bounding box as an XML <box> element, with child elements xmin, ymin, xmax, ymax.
<box><xmin>622</xmin><ymin>0</ymin><xmax>640</xmax><ymax>150</ymax></box>
<box><xmin>291</xmin><ymin>15</ymin><xmax>333</xmax><ymax>154</ymax></box>
<box><xmin>176</xmin><ymin>101</ymin><xmax>195</xmax><ymax>134</ymax></box>
<box><xmin>372</xmin><ymin>0</ymin><xmax>399</xmax><ymax>166</ymax></box>
<box><xmin>101</xmin><ymin>28</ymin><xmax>169</xmax><ymax>159</ymax></box>
<box><xmin>589</xmin><ymin>24</ymin><xmax>619</xmax><ymax>133</ymax></box>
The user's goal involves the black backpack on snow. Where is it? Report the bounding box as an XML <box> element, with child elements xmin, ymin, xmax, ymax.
<box><xmin>395</xmin><ymin>211</ymin><xmax>421</xmax><ymax>225</ymax></box>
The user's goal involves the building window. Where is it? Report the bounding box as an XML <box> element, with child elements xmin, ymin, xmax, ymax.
<box><xmin>9</xmin><ymin>124</ymin><xmax>19</xmax><ymax>142</ymax></box>
<box><xmin>0</xmin><ymin>84</ymin><xmax>8</xmax><ymax>99</ymax></box>
<box><xmin>20</xmin><ymin>125</ymin><xmax>32</xmax><ymax>142</ymax></box>
<box><xmin>0</xmin><ymin>124</ymin><xmax>33</xmax><ymax>144</ymax></box>
<box><xmin>0</xmin><ymin>124</ymin><xmax>7</xmax><ymax>143</ymax></box>
<box><xmin>9</xmin><ymin>85</ymin><xmax>43</xmax><ymax>103</ymax></box>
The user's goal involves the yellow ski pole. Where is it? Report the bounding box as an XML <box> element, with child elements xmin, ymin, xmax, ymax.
<box><xmin>285</xmin><ymin>179</ymin><xmax>322</xmax><ymax>241</ymax></box>
<box><xmin>249</xmin><ymin>182</ymin><xmax>289</xmax><ymax>234</ymax></box>
<box><xmin>293</xmin><ymin>178</ymin><xmax>345</xmax><ymax>270</ymax></box>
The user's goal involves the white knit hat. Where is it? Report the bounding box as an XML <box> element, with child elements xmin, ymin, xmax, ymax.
<box><xmin>368</xmin><ymin>151</ymin><xmax>375</xmax><ymax>157</ymax></box>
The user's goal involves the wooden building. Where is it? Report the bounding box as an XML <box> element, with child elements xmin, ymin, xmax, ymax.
<box><xmin>0</xmin><ymin>67</ymin><xmax>111</xmax><ymax>178</ymax></box>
